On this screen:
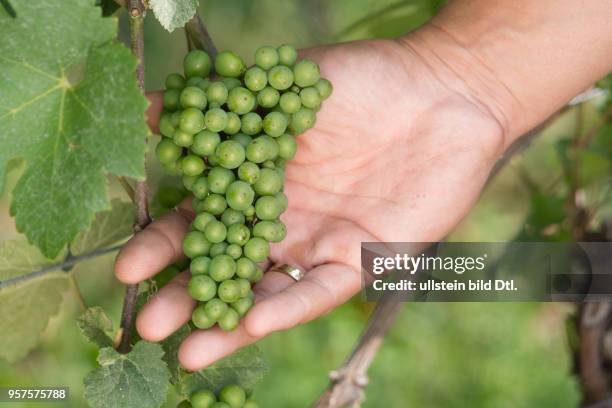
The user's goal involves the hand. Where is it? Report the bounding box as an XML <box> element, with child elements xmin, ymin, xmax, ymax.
<box><xmin>115</xmin><ymin>34</ymin><xmax>509</xmax><ymax>370</ymax></box>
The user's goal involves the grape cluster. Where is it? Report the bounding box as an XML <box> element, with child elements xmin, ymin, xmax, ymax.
<box><xmin>156</xmin><ymin>45</ymin><xmax>332</xmax><ymax>331</ymax></box>
<box><xmin>177</xmin><ymin>384</ymin><xmax>257</xmax><ymax>408</ymax></box>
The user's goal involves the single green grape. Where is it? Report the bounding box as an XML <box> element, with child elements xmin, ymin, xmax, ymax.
<box><xmin>192</xmin><ymin>304</ymin><xmax>216</xmax><ymax>329</ymax></box>
<box><xmin>184</xmin><ymin>50</ymin><xmax>212</xmax><ymax>78</ymax></box>
<box><xmin>263</xmin><ymin>135</ymin><xmax>279</xmax><ymax>160</ymax></box>
<box><xmin>250</xmin><ymin>265</ymin><xmax>264</xmax><ymax>283</ymax></box>
<box><xmin>208</xmin><ymin>167</ymin><xmax>236</xmax><ymax>194</ymax></box>
<box><xmin>191</xmin><ymin>390</ymin><xmax>217</xmax><ymax>408</ymax></box>
<box><xmin>244</xmin><ymin>66</ymin><xmax>268</xmax><ymax>92</ymax></box>
<box><xmin>257</xmin><ymin>86</ymin><xmax>280</xmax><ymax>108</ymax></box>
<box><xmin>227</xmin><ymin>87</ymin><xmax>256</xmax><ymax>115</ymax></box>
<box><xmin>267</xmin><ymin>65</ymin><xmax>294</xmax><ymax>90</ymax></box>
<box><xmin>193</xmin><ymin>211</ymin><xmax>216</xmax><ymax>232</ymax></box>
<box><xmin>181</xmin><ymin>155</ymin><xmax>206</xmax><ymax>176</ymax></box>
<box><xmin>165</xmin><ymin>73</ymin><xmax>185</xmax><ymax>89</ymax></box>
<box><xmin>231</xmin><ymin>133</ymin><xmax>252</xmax><ymax>148</ymax></box>
<box><xmin>156</xmin><ymin>139</ymin><xmax>182</xmax><ymax>164</ymax></box>
<box><xmin>253</xmin><ymin>220</ymin><xmax>286</xmax><ymax>242</ymax></box>
<box><xmin>191</xmin><ymin>130</ymin><xmax>220</xmax><ymax>156</ymax></box>
<box><xmin>221</xmin><ymin>208</ymin><xmax>245</xmax><ymax>227</ymax></box>
<box><xmin>253</xmin><ymin>168</ymin><xmax>282</xmax><ymax>196</ymax></box>
<box><xmin>315</xmin><ymin>78</ymin><xmax>333</xmax><ymax>100</ymax></box>
<box><xmin>235</xmin><ymin>257</ymin><xmax>256</xmax><ymax>279</ymax></box>
<box><xmin>224</xmin><ymin>112</ymin><xmax>241</xmax><ymax>135</ymax></box>
<box><xmin>163</xmin><ymin>89</ymin><xmax>181</xmax><ymax>111</ymax></box>
<box><xmin>262</xmin><ymin>111</ymin><xmax>288</xmax><ymax>137</ymax></box>
<box><xmin>276</xmin><ymin>133</ymin><xmax>297</xmax><ymax>159</ymax></box>
<box><xmin>190</xmin><ymin>256</ymin><xmax>211</xmax><ymax>275</ymax></box>
<box><xmin>289</xmin><ymin>107</ymin><xmax>316</xmax><ymax>135</ymax></box>
<box><xmin>204</xmin><ymin>298</ymin><xmax>229</xmax><ymax>321</ymax></box>
<box><xmin>214</xmin><ymin>51</ymin><xmax>245</xmax><ymax>77</ymax></box>
<box><xmin>186</xmin><ymin>76</ymin><xmax>204</xmax><ymax>87</ymax></box>
<box><xmin>222</xmin><ymin>77</ymin><xmax>242</xmax><ymax>90</ymax></box>
<box><xmin>255</xmin><ymin>45</ymin><xmax>280</xmax><ymax>70</ymax></box>
<box><xmin>218</xmin><ymin>308</ymin><xmax>240</xmax><ymax>331</ymax></box>
<box><xmin>219</xmin><ymin>385</ymin><xmax>246</xmax><ymax>408</ymax></box>
<box><xmin>299</xmin><ymin>86</ymin><xmax>321</xmax><ymax>110</ymax></box>
<box><xmin>209</xmin><ymin>254</ymin><xmax>236</xmax><ymax>281</ymax></box>
<box><xmin>277</xmin><ymin>44</ymin><xmax>298</xmax><ymax>66</ymax></box>
<box><xmin>180</xmin><ymin>86</ymin><xmax>208</xmax><ymax>110</ymax></box>
<box><xmin>204</xmin><ymin>220</ymin><xmax>227</xmax><ymax>243</ymax></box>
<box><xmin>188</xmin><ymin>275</ymin><xmax>217</xmax><ymax>301</ymax></box>
<box><xmin>235</xmin><ymin>278</ymin><xmax>252</xmax><ymax>298</ymax></box>
<box><xmin>215</xmin><ymin>140</ymin><xmax>246</xmax><ymax>169</ymax></box>
<box><xmin>183</xmin><ymin>174</ymin><xmax>199</xmax><ymax>191</ymax></box>
<box><xmin>159</xmin><ymin>113</ymin><xmax>176</xmax><ymax>137</ymax></box>
<box><xmin>279</xmin><ymin>92</ymin><xmax>301</xmax><ymax>114</ymax></box>
<box><xmin>275</xmin><ymin>191</ymin><xmax>288</xmax><ymax>212</ymax></box>
<box><xmin>183</xmin><ymin>231</ymin><xmax>211</xmax><ymax>258</ymax></box>
<box><xmin>237</xmin><ymin>162</ymin><xmax>260</xmax><ymax>184</ymax></box>
<box><xmin>240</xmin><ymin>112</ymin><xmax>263</xmax><ymax>135</ymax></box>
<box><xmin>180</xmin><ymin>108</ymin><xmax>205</xmax><ymax>134</ymax></box>
<box><xmin>203</xmin><ymin>193</ymin><xmax>227</xmax><ymax>215</ymax></box>
<box><xmin>174</xmin><ymin>129</ymin><xmax>194</xmax><ymax>147</ymax></box>
<box><xmin>262</xmin><ymin>160</ymin><xmax>275</xmax><ymax>169</ymax></box>
<box><xmin>245</xmin><ymin>136</ymin><xmax>276</xmax><ymax>163</ymax></box>
<box><xmin>218</xmin><ymin>280</ymin><xmax>241</xmax><ymax>303</ymax></box>
<box><xmin>205</xmin><ymin>108</ymin><xmax>228</xmax><ymax>133</ymax></box>
<box><xmin>226</xmin><ymin>243</ymin><xmax>242</xmax><ymax>259</ymax></box>
<box><xmin>206</xmin><ymin>81</ymin><xmax>229</xmax><ymax>105</ymax></box>
<box><xmin>243</xmin><ymin>237</ymin><xmax>270</xmax><ymax>262</ymax></box>
<box><xmin>227</xmin><ymin>224</ymin><xmax>251</xmax><ymax>246</ymax></box>
<box><xmin>231</xmin><ymin>296</ymin><xmax>253</xmax><ymax>317</ymax></box>
<box><xmin>255</xmin><ymin>195</ymin><xmax>283</xmax><ymax>220</ymax></box>
<box><xmin>293</xmin><ymin>59</ymin><xmax>320</xmax><ymax>87</ymax></box>
<box><xmin>176</xmin><ymin>399</ymin><xmax>193</xmax><ymax>408</ymax></box>
<box><xmin>191</xmin><ymin>177</ymin><xmax>209</xmax><ymax>199</ymax></box>
<box><xmin>210</xmin><ymin>242</ymin><xmax>229</xmax><ymax>258</ymax></box>
<box><xmin>226</xmin><ymin>181</ymin><xmax>255</xmax><ymax>211</ymax></box>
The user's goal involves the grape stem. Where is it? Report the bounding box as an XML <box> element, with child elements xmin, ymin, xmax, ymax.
<box><xmin>117</xmin><ymin>0</ymin><xmax>151</xmax><ymax>355</ymax></box>
<box><xmin>185</xmin><ymin>11</ymin><xmax>218</xmax><ymax>57</ymax></box>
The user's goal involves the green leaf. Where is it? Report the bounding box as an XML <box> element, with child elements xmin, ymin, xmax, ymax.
<box><xmin>161</xmin><ymin>325</ymin><xmax>191</xmax><ymax>384</ymax></box>
<box><xmin>150</xmin><ymin>0</ymin><xmax>199</xmax><ymax>32</ymax></box>
<box><xmin>0</xmin><ymin>0</ymin><xmax>148</xmax><ymax>258</ymax></box>
<box><xmin>84</xmin><ymin>341</ymin><xmax>170</xmax><ymax>408</ymax></box>
<box><xmin>77</xmin><ymin>306</ymin><xmax>115</xmax><ymax>348</ymax></box>
<box><xmin>0</xmin><ymin>240</ymin><xmax>68</xmax><ymax>363</ymax></box>
<box><xmin>71</xmin><ymin>199</ymin><xmax>135</xmax><ymax>256</ymax></box>
<box><xmin>180</xmin><ymin>345</ymin><xmax>268</xmax><ymax>396</ymax></box>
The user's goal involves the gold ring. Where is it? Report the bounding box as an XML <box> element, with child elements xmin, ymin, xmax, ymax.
<box><xmin>269</xmin><ymin>264</ymin><xmax>304</xmax><ymax>282</ymax></box>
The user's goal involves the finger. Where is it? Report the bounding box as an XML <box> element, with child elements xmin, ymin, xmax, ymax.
<box><xmin>136</xmin><ymin>271</ymin><xmax>196</xmax><ymax>341</ymax></box>
<box><xmin>244</xmin><ymin>263</ymin><xmax>360</xmax><ymax>338</ymax></box>
<box><xmin>114</xmin><ymin>210</ymin><xmax>191</xmax><ymax>283</ymax></box>
<box><xmin>179</xmin><ymin>324</ymin><xmax>259</xmax><ymax>371</ymax></box>
<box><xmin>146</xmin><ymin>91</ymin><xmax>163</xmax><ymax>133</ymax></box>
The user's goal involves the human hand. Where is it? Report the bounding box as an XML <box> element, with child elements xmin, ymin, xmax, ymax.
<box><xmin>115</xmin><ymin>33</ymin><xmax>510</xmax><ymax>370</ymax></box>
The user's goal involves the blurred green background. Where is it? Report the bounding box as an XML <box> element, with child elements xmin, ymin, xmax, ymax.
<box><xmin>4</xmin><ymin>0</ymin><xmax>612</xmax><ymax>406</ymax></box>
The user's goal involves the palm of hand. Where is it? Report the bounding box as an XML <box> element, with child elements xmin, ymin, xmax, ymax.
<box><xmin>116</xmin><ymin>39</ymin><xmax>505</xmax><ymax>371</ymax></box>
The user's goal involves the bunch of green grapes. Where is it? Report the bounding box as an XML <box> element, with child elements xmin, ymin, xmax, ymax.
<box><xmin>155</xmin><ymin>45</ymin><xmax>332</xmax><ymax>331</ymax></box>
<box><xmin>177</xmin><ymin>384</ymin><xmax>258</xmax><ymax>408</ymax></box>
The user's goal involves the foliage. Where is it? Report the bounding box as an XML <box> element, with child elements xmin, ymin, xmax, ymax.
<box><xmin>150</xmin><ymin>0</ymin><xmax>200</xmax><ymax>32</ymax></box>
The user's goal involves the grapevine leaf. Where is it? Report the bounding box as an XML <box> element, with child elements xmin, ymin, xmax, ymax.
<box><xmin>77</xmin><ymin>306</ymin><xmax>115</xmax><ymax>348</ymax></box>
<box><xmin>150</xmin><ymin>0</ymin><xmax>199</xmax><ymax>32</ymax></box>
<box><xmin>71</xmin><ymin>199</ymin><xmax>135</xmax><ymax>256</ymax></box>
<box><xmin>161</xmin><ymin>325</ymin><xmax>191</xmax><ymax>384</ymax></box>
<box><xmin>0</xmin><ymin>240</ymin><xmax>68</xmax><ymax>363</ymax></box>
<box><xmin>0</xmin><ymin>0</ymin><xmax>148</xmax><ymax>258</ymax></box>
<box><xmin>84</xmin><ymin>341</ymin><xmax>170</xmax><ymax>408</ymax></box>
<box><xmin>180</xmin><ymin>345</ymin><xmax>268</xmax><ymax>396</ymax></box>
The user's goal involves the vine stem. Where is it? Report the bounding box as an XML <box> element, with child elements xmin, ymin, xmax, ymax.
<box><xmin>0</xmin><ymin>244</ymin><xmax>123</xmax><ymax>291</ymax></box>
<box><xmin>185</xmin><ymin>11</ymin><xmax>218</xmax><ymax>57</ymax></box>
<box><xmin>118</xmin><ymin>0</ymin><xmax>151</xmax><ymax>355</ymax></box>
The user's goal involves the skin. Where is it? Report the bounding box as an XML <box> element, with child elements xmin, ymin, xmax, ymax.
<box><xmin>115</xmin><ymin>1</ymin><xmax>612</xmax><ymax>371</ymax></box>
